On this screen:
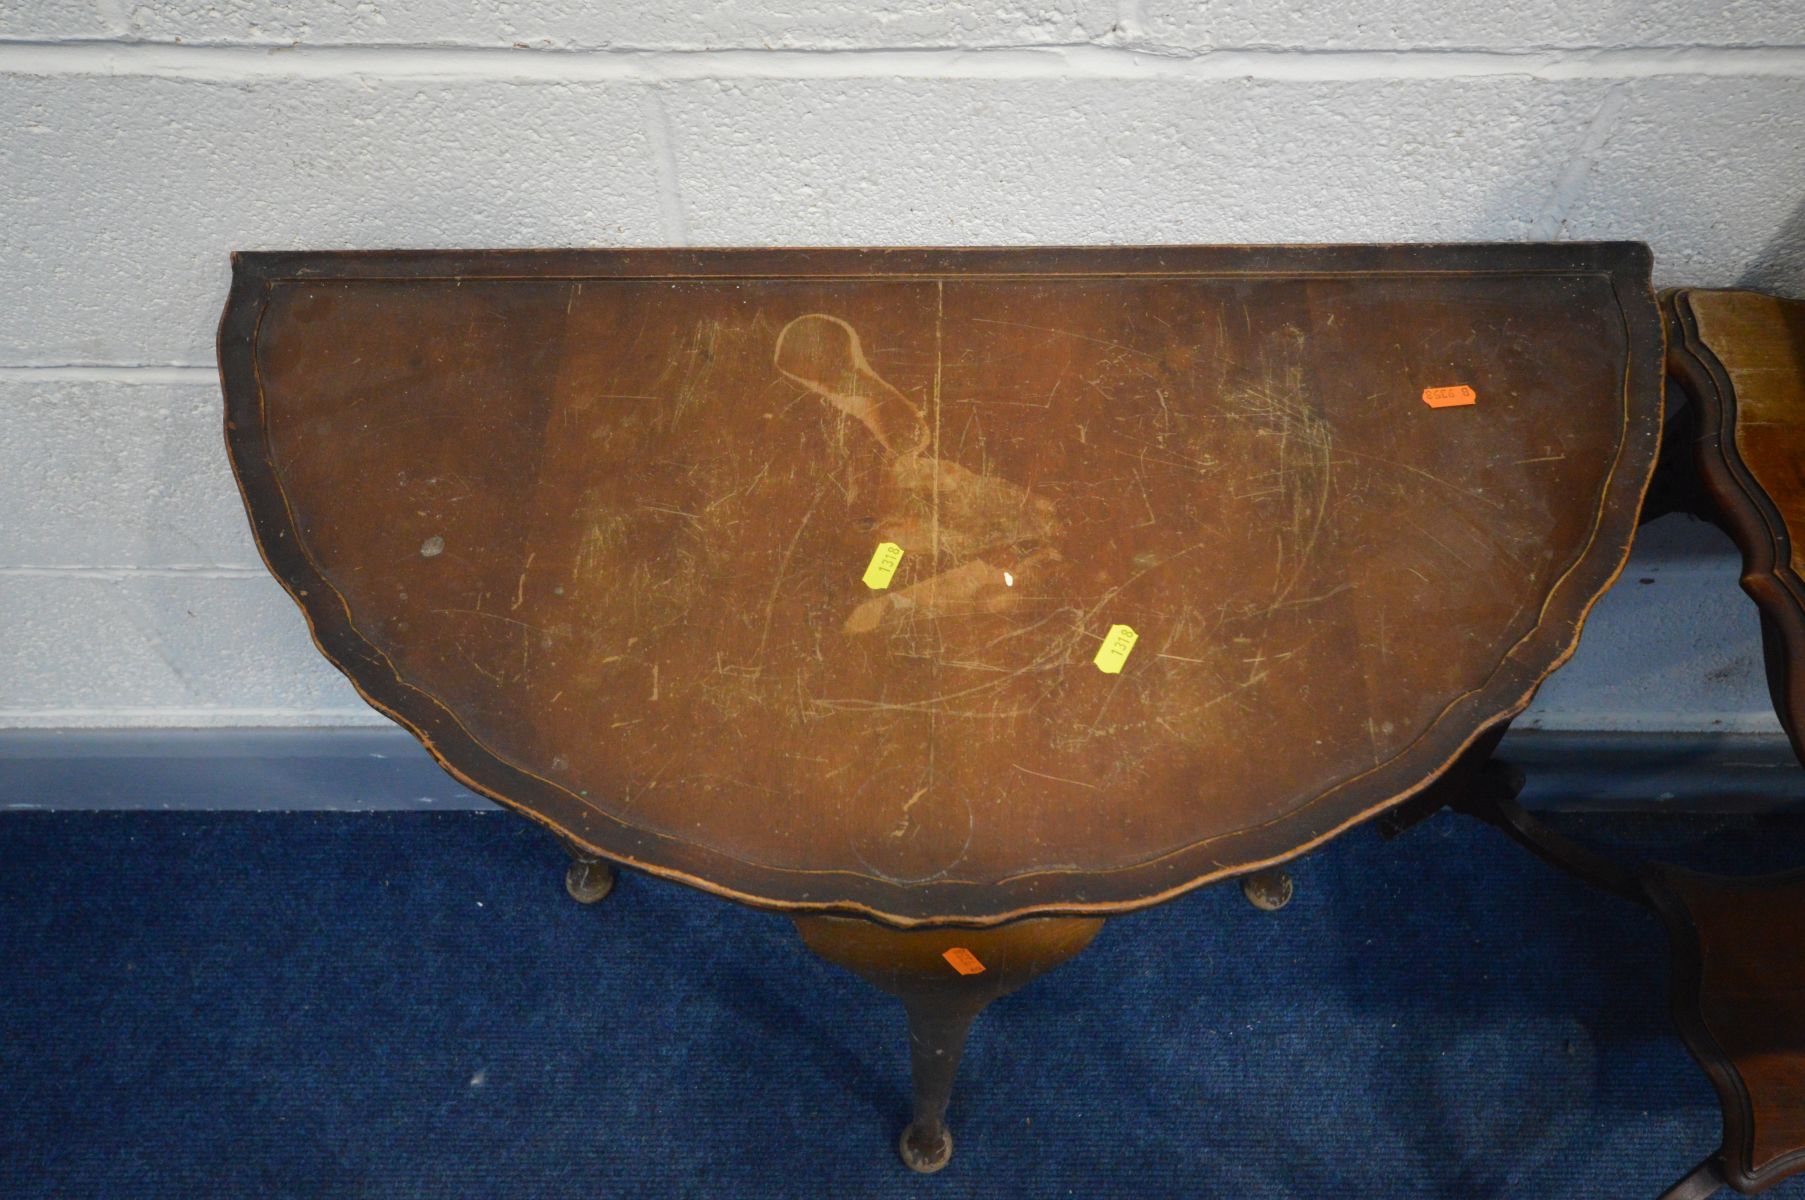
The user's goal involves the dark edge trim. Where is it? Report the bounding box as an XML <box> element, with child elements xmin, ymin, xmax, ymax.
<box><xmin>1644</xmin><ymin>864</ymin><xmax>1805</xmax><ymax>1192</ymax></box>
<box><xmin>229</xmin><ymin>241</ymin><xmax>1651</xmax><ymax>283</ymax></box>
<box><xmin>220</xmin><ymin>244</ymin><xmax>1664</xmax><ymax>928</ymax></box>
<box><xmin>1668</xmin><ymin>290</ymin><xmax>1805</xmax><ymax>764</ymax></box>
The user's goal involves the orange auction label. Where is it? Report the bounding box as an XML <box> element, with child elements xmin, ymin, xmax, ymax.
<box><xmin>1422</xmin><ymin>384</ymin><xmax>1477</xmax><ymax>408</ymax></box>
<box><xmin>942</xmin><ymin>947</ymin><xmax>986</xmax><ymax>976</ymax></box>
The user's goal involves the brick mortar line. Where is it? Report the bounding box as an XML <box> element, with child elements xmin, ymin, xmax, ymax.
<box><xmin>0</xmin><ymin>365</ymin><xmax>218</xmax><ymax>382</ymax></box>
<box><xmin>1</xmin><ymin>41</ymin><xmax>1804</xmax><ymax>82</ymax></box>
<box><xmin>642</xmin><ymin>86</ymin><xmax>689</xmax><ymax>244</ymax></box>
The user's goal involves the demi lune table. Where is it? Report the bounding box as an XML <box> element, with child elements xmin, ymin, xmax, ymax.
<box><xmin>1655</xmin><ymin>288</ymin><xmax>1805</xmax><ymax>1197</ymax></box>
<box><xmin>219</xmin><ymin>244</ymin><xmax>1662</xmax><ymax>1172</ymax></box>
<box><xmin>1410</xmin><ymin>286</ymin><xmax>1805</xmax><ymax>1200</ymax></box>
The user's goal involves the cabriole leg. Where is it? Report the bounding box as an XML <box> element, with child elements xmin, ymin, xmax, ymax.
<box><xmin>793</xmin><ymin>914</ymin><xmax>1103</xmax><ymax>1172</ymax></box>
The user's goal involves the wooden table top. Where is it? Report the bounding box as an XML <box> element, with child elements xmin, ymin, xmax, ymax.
<box><xmin>221</xmin><ymin>245</ymin><xmax>1662</xmax><ymax>925</ymax></box>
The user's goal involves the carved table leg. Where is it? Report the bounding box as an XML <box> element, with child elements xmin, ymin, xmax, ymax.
<box><xmin>1470</xmin><ymin>791</ymin><xmax>1805</xmax><ymax>1194</ymax></box>
<box><xmin>557</xmin><ymin>836</ymin><xmax>616</xmax><ymax>904</ymax></box>
<box><xmin>1646</xmin><ymin>866</ymin><xmax>1805</xmax><ymax>1195</ymax></box>
<box><xmin>898</xmin><ymin>997</ymin><xmax>977</xmax><ymax>1171</ymax></box>
<box><xmin>793</xmin><ymin>914</ymin><xmax>1104</xmax><ymax>1172</ymax></box>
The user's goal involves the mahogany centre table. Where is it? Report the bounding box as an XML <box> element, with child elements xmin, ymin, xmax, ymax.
<box><xmin>219</xmin><ymin>244</ymin><xmax>1663</xmax><ymax>1171</ymax></box>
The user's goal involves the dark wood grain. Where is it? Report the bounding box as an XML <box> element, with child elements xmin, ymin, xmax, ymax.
<box><xmin>1667</xmin><ymin>289</ymin><xmax>1805</xmax><ymax>763</ymax></box>
<box><xmin>220</xmin><ymin>244</ymin><xmax>1663</xmax><ymax>926</ymax></box>
<box><xmin>1466</xmin><ymin>783</ymin><xmax>1805</xmax><ymax>1194</ymax></box>
<box><xmin>1648</xmin><ymin>867</ymin><xmax>1805</xmax><ymax>1193</ymax></box>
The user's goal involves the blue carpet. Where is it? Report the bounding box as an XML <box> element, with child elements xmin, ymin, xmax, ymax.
<box><xmin>0</xmin><ymin>809</ymin><xmax>1799</xmax><ymax>1199</ymax></box>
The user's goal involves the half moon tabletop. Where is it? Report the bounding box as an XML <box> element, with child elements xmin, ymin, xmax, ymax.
<box><xmin>220</xmin><ymin>245</ymin><xmax>1663</xmax><ymax>926</ymax></box>
<box><xmin>1667</xmin><ymin>289</ymin><xmax>1805</xmax><ymax>762</ymax></box>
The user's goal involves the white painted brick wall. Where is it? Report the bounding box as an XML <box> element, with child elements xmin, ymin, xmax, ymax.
<box><xmin>1</xmin><ymin>572</ymin><xmax>365</xmax><ymax>725</ymax></box>
<box><xmin>0</xmin><ymin>1</ymin><xmax>1121</xmax><ymax>49</ymax></box>
<box><xmin>0</xmin><ymin>3</ymin><xmax>1799</xmax><ymax>730</ymax></box>
<box><xmin>1133</xmin><ymin>2</ymin><xmax>1805</xmax><ymax>52</ymax></box>
<box><xmin>663</xmin><ymin>76</ymin><xmax>1598</xmax><ymax>246</ymax></box>
<box><xmin>0</xmin><ymin>374</ymin><xmax>258</xmax><ymax>566</ymax></box>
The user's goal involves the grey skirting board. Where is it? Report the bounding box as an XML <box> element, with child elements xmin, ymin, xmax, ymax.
<box><xmin>0</xmin><ymin>727</ymin><xmax>1800</xmax><ymax>813</ymax></box>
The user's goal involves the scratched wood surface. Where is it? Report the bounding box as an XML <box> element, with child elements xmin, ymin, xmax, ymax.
<box><xmin>1669</xmin><ymin>289</ymin><xmax>1805</xmax><ymax>763</ymax></box>
<box><xmin>221</xmin><ymin>246</ymin><xmax>1662</xmax><ymax>924</ymax></box>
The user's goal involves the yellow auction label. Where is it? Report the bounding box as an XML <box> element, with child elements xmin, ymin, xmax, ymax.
<box><xmin>862</xmin><ymin>542</ymin><xmax>904</xmax><ymax>590</ymax></box>
<box><xmin>1093</xmin><ymin>624</ymin><xmax>1139</xmax><ymax>674</ymax></box>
